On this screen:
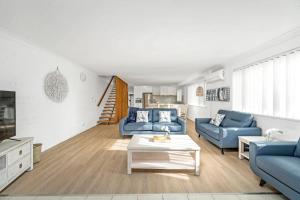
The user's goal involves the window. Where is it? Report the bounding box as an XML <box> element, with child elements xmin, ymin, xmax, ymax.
<box><xmin>232</xmin><ymin>49</ymin><xmax>300</xmax><ymax>120</ymax></box>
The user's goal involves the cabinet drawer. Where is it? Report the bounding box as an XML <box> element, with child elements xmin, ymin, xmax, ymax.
<box><xmin>7</xmin><ymin>155</ymin><xmax>30</xmax><ymax>181</ymax></box>
<box><xmin>7</xmin><ymin>142</ymin><xmax>31</xmax><ymax>166</ymax></box>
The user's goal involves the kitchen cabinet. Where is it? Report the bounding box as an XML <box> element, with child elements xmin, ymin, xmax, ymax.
<box><xmin>177</xmin><ymin>89</ymin><xmax>183</xmax><ymax>102</ymax></box>
<box><xmin>134</xmin><ymin>86</ymin><xmax>152</xmax><ymax>98</ymax></box>
<box><xmin>159</xmin><ymin>86</ymin><xmax>177</xmax><ymax>95</ymax></box>
<box><xmin>152</xmin><ymin>87</ymin><xmax>160</xmax><ymax>95</ymax></box>
<box><xmin>133</xmin><ymin>86</ymin><xmax>152</xmax><ymax>107</ymax></box>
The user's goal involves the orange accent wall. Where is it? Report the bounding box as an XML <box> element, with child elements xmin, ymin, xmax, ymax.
<box><xmin>115</xmin><ymin>76</ymin><xmax>128</xmax><ymax>122</ymax></box>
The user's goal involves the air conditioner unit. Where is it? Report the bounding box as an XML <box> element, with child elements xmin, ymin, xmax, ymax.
<box><xmin>205</xmin><ymin>69</ymin><xmax>224</xmax><ymax>82</ymax></box>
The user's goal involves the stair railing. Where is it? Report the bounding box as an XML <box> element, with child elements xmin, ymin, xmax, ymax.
<box><xmin>97</xmin><ymin>76</ymin><xmax>115</xmax><ymax>107</ymax></box>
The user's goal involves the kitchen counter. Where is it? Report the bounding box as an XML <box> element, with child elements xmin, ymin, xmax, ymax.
<box><xmin>146</xmin><ymin>103</ymin><xmax>184</xmax><ymax>108</ymax></box>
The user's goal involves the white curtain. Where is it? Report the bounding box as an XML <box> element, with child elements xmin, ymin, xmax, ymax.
<box><xmin>232</xmin><ymin>50</ymin><xmax>300</xmax><ymax>120</ymax></box>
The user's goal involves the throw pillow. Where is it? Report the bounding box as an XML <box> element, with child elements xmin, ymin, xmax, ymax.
<box><xmin>210</xmin><ymin>114</ymin><xmax>225</xmax><ymax>127</ymax></box>
<box><xmin>136</xmin><ymin>111</ymin><xmax>149</xmax><ymax>122</ymax></box>
<box><xmin>128</xmin><ymin>107</ymin><xmax>139</xmax><ymax>122</ymax></box>
<box><xmin>159</xmin><ymin>111</ymin><xmax>171</xmax><ymax>123</ymax></box>
<box><xmin>294</xmin><ymin>138</ymin><xmax>300</xmax><ymax>157</ymax></box>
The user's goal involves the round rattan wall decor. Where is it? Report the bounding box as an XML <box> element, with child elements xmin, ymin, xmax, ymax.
<box><xmin>44</xmin><ymin>67</ymin><xmax>69</xmax><ymax>103</ymax></box>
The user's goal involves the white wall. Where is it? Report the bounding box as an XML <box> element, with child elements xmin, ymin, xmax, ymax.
<box><xmin>0</xmin><ymin>30</ymin><xmax>108</xmax><ymax>151</ymax></box>
<box><xmin>203</xmin><ymin>30</ymin><xmax>300</xmax><ymax>141</ymax></box>
<box><xmin>184</xmin><ymin>82</ymin><xmax>211</xmax><ymax>120</ymax></box>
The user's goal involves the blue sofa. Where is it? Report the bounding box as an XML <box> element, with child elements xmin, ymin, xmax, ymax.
<box><xmin>250</xmin><ymin>140</ymin><xmax>300</xmax><ymax>200</ymax></box>
<box><xmin>195</xmin><ymin>110</ymin><xmax>262</xmax><ymax>154</ymax></box>
<box><xmin>119</xmin><ymin>108</ymin><xmax>186</xmax><ymax>136</ymax></box>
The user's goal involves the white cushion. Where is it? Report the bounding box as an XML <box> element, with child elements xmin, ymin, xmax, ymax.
<box><xmin>209</xmin><ymin>114</ymin><xmax>225</xmax><ymax>127</ymax></box>
<box><xmin>159</xmin><ymin>111</ymin><xmax>171</xmax><ymax>123</ymax></box>
<box><xmin>136</xmin><ymin>111</ymin><xmax>149</xmax><ymax>122</ymax></box>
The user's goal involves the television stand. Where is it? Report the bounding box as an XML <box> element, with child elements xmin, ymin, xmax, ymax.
<box><xmin>7</xmin><ymin>138</ymin><xmax>22</xmax><ymax>142</ymax></box>
<box><xmin>0</xmin><ymin>137</ymin><xmax>33</xmax><ymax>191</ymax></box>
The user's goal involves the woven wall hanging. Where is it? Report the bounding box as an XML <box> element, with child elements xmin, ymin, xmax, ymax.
<box><xmin>44</xmin><ymin>67</ymin><xmax>69</xmax><ymax>103</ymax></box>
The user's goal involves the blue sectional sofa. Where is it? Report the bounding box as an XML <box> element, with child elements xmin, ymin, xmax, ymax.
<box><xmin>195</xmin><ymin>110</ymin><xmax>262</xmax><ymax>154</ymax></box>
<box><xmin>119</xmin><ymin>108</ymin><xmax>186</xmax><ymax>136</ymax></box>
<box><xmin>250</xmin><ymin>140</ymin><xmax>300</xmax><ymax>200</ymax></box>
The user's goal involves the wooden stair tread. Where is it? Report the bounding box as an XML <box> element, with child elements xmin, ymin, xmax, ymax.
<box><xmin>99</xmin><ymin>116</ymin><xmax>114</xmax><ymax>119</ymax></box>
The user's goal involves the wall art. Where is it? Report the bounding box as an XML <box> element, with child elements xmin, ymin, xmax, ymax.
<box><xmin>44</xmin><ymin>67</ymin><xmax>69</xmax><ymax>103</ymax></box>
<box><xmin>206</xmin><ymin>87</ymin><xmax>230</xmax><ymax>102</ymax></box>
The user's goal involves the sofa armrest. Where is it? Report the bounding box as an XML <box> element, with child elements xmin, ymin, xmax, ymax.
<box><xmin>249</xmin><ymin>141</ymin><xmax>297</xmax><ymax>172</ymax></box>
<box><xmin>177</xmin><ymin>117</ymin><xmax>187</xmax><ymax>134</ymax></box>
<box><xmin>249</xmin><ymin>141</ymin><xmax>297</xmax><ymax>157</ymax></box>
<box><xmin>220</xmin><ymin>127</ymin><xmax>262</xmax><ymax>148</ymax></box>
<box><xmin>221</xmin><ymin>127</ymin><xmax>262</xmax><ymax>138</ymax></box>
<box><xmin>119</xmin><ymin>117</ymin><xmax>128</xmax><ymax>135</ymax></box>
<box><xmin>195</xmin><ymin>118</ymin><xmax>211</xmax><ymax>125</ymax></box>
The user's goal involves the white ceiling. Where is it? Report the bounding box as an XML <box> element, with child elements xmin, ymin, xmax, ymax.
<box><xmin>0</xmin><ymin>0</ymin><xmax>300</xmax><ymax>85</ymax></box>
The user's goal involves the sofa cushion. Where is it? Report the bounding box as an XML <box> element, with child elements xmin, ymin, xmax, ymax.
<box><xmin>197</xmin><ymin>123</ymin><xmax>220</xmax><ymax>140</ymax></box>
<box><xmin>210</xmin><ymin>114</ymin><xmax>225</xmax><ymax>127</ymax></box>
<box><xmin>256</xmin><ymin>155</ymin><xmax>300</xmax><ymax>193</ymax></box>
<box><xmin>153</xmin><ymin>108</ymin><xmax>177</xmax><ymax>122</ymax></box>
<box><xmin>124</xmin><ymin>122</ymin><xmax>153</xmax><ymax>131</ymax></box>
<box><xmin>294</xmin><ymin>138</ymin><xmax>300</xmax><ymax>157</ymax></box>
<box><xmin>138</xmin><ymin>109</ymin><xmax>153</xmax><ymax>122</ymax></box>
<box><xmin>159</xmin><ymin>111</ymin><xmax>171</xmax><ymax>123</ymax></box>
<box><xmin>128</xmin><ymin>107</ymin><xmax>139</xmax><ymax>122</ymax></box>
<box><xmin>153</xmin><ymin>122</ymin><xmax>182</xmax><ymax>132</ymax></box>
<box><xmin>219</xmin><ymin>110</ymin><xmax>253</xmax><ymax>128</ymax></box>
<box><xmin>136</xmin><ymin>111</ymin><xmax>149</xmax><ymax>122</ymax></box>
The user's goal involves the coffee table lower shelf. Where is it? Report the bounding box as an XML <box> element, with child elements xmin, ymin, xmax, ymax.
<box><xmin>127</xmin><ymin>151</ymin><xmax>200</xmax><ymax>175</ymax></box>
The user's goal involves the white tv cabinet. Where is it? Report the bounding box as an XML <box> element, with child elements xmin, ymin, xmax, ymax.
<box><xmin>0</xmin><ymin>137</ymin><xmax>33</xmax><ymax>191</ymax></box>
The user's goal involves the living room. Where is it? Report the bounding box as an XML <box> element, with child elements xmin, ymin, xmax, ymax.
<box><xmin>0</xmin><ymin>0</ymin><xmax>300</xmax><ymax>200</ymax></box>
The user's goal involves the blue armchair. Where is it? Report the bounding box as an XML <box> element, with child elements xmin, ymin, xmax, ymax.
<box><xmin>250</xmin><ymin>141</ymin><xmax>300</xmax><ymax>200</ymax></box>
<box><xmin>195</xmin><ymin>110</ymin><xmax>262</xmax><ymax>154</ymax></box>
<box><xmin>119</xmin><ymin>108</ymin><xmax>186</xmax><ymax>136</ymax></box>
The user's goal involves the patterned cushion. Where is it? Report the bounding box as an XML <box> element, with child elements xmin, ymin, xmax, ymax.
<box><xmin>210</xmin><ymin>114</ymin><xmax>225</xmax><ymax>127</ymax></box>
<box><xmin>159</xmin><ymin>111</ymin><xmax>171</xmax><ymax>123</ymax></box>
<box><xmin>136</xmin><ymin>111</ymin><xmax>149</xmax><ymax>122</ymax></box>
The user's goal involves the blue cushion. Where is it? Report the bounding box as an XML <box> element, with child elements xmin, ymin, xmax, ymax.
<box><xmin>197</xmin><ymin>123</ymin><xmax>220</xmax><ymax>140</ymax></box>
<box><xmin>124</xmin><ymin>122</ymin><xmax>153</xmax><ymax>131</ymax></box>
<box><xmin>152</xmin><ymin>108</ymin><xmax>177</xmax><ymax>122</ymax></box>
<box><xmin>153</xmin><ymin>122</ymin><xmax>182</xmax><ymax>132</ymax></box>
<box><xmin>219</xmin><ymin>110</ymin><xmax>253</xmax><ymax>127</ymax></box>
<box><xmin>128</xmin><ymin>107</ymin><xmax>139</xmax><ymax>122</ymax></box>
<box><xmin>294</xmin><ymin>138</ymin><xmax>300</xmax><ymax>157</ymax></box>
<box><xmin>256</xmin><ymin>155</ymin><xmax>300</xmax><ymax>193</ymax></box>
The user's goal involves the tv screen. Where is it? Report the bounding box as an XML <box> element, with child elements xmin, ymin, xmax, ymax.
<box><xmin>0</xmin><ymin>91</ymin><xmax>16</xmax><ymax>141</ymax></box>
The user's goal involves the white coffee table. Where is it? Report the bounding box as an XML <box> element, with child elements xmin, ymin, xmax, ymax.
<box><xmin>238</xmin><ymin>136</ymin><xmax>267</xmax><ymax>159</ymax></box>
<box><xmin>127</xmin><ymin>135</ymin><xmax>201</xmax><ymax>175</ymax></box>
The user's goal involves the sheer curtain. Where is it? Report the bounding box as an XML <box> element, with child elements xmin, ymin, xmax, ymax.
<box><xmin>232</xmin><ymin>50</ymin><xmax>300</xmax><ymax>120</ymax></box>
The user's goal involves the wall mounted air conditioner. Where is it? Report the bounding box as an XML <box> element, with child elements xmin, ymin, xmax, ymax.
<box><xmin>205</xmin><ymin>69</ymin><xmax>224</xmax><ymax>83</ymax></box>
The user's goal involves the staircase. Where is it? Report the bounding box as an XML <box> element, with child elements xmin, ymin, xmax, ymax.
<box><xmin>97</xmin><ymin>76</ymin><xmax>128</xmax><ymax>125</ymax></box>
<box><xmin>98</xmin><ymin>85</ymin><xmax>117</xmax><ymax>125</ymax></box>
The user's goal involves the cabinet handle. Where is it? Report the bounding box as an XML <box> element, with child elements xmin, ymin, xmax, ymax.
<box><xmin>19</xmin><ymin>163</ymin><xmax>22</xmax><ymax>169</ymax></box>
<box><xmin>19</xmin><ymin>150</ymin><xmax>22</xmax><ymax>155</ymax></box>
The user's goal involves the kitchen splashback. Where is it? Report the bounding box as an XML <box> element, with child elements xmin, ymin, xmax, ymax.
<box><xmin>152</xmin><ymin>95</ymin><xmax>177</xmax><ymax>104</ymax></box>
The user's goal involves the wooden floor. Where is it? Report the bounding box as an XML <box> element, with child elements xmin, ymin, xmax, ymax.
<box><xmin>1</xmin><ymin>120</ymin><xmax>276</xmax><ymax>195</ymax></box>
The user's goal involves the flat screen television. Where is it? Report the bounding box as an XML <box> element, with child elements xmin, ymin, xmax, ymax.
<box><xmin>0</xmin><ymin>91</ymin><xmax>16</xmax><ymax>141</ymax></box>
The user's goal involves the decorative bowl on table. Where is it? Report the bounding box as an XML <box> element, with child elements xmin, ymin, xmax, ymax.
<box><xmin>150</xmin><ymin>126</ymin><xmax>171</xmax><ymax>142</ymax></box>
